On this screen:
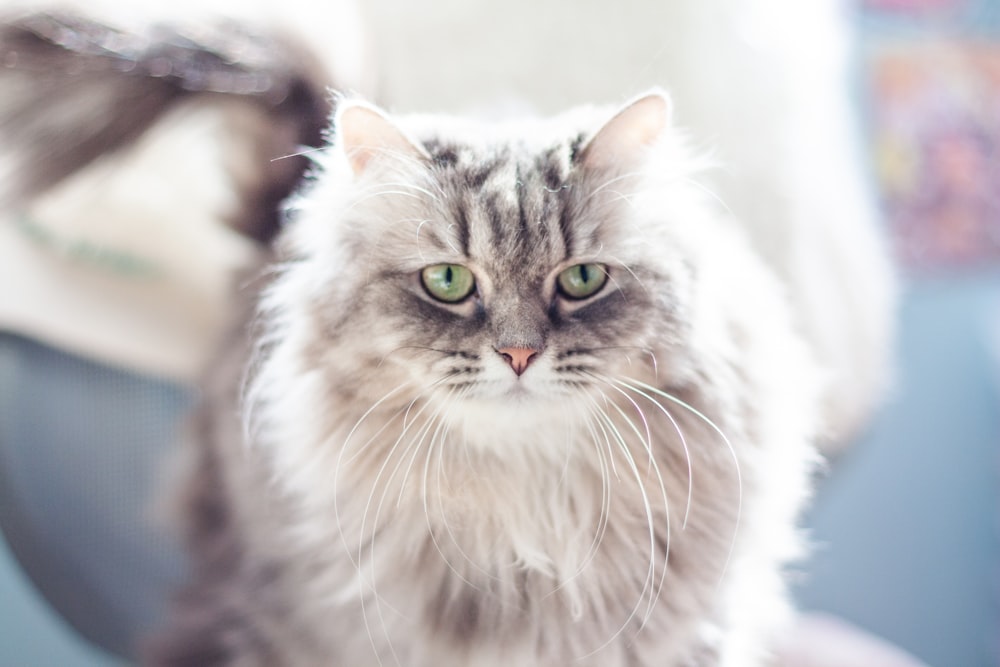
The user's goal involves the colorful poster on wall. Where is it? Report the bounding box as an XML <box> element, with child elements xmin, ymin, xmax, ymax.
<box><xmin>865</xmin><ymin>40</ymin><xmax>1000</xmax><ymax>269</ymax></box>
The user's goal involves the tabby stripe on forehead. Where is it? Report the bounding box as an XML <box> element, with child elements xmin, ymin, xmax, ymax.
<box><xmin>537</xmin><ymin>146</ymin><xmax>567</xmax><ymax>192</ymax></box>
<box><xmin>515</xmin><ymin>163</ymin><xmax>530</xmax><ymax>243</ymax></box>
<box><xmin>423</xmin><ymin>139</ymin><xmax>459</xmax><ymax>168</ymax></box>
<box><xmin>464</xmin><ymin>157</ymin><xmax>501</xmax><ymax>191</ymax></box>
<box><xmin>483</xmin><ymin>190</ymin><xmax>508</xmax><ymax>246</ymax></box>
<box><xmin>558</xmin><ymin>203</ymin><xmax>575</xmax><ymax>258</ymax></box>
<box><xmin>453</xmin><ymin>200</ymin><xmax>471</xmax><ymax>255</ymax></box>
<box><xmin>568</xmin><ymin>132</ymin><xmax>588</xmax><ymax>164</ymax></box>
<box><xmin>536</xmin><ymin>192</ymin><xmax>553</xmax><ymax>247</ymax></box>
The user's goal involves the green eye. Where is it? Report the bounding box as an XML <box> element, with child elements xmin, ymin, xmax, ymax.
<box><xmin>421</xmin><ymin>264</ymin><xmax>476</xmax><ymax>303</ymax></box>
<box><xmin>557</xmin><ymin>263</ymin><xmax>608</xmax><ymax>300</ymax></box>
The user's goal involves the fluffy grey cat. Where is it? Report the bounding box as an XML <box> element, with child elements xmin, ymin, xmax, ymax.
<box><xmin>146</xmin><ymin>91</ymin><xmax>822</xmax><ymax>666</ymax></box>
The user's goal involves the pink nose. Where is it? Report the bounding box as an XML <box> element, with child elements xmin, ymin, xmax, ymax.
<box><xmin>496</xmin><ymin>347</ymin><xmax>539</xmax><ymax>377</ymax></box>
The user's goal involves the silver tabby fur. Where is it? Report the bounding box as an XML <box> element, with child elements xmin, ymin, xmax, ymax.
<box><xmin>149</xmin><ymin>92</ymin><xmax>820</xmax><ymax>666</ymax></box>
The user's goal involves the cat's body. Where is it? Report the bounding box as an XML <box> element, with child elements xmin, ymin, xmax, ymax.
<box><xmin>146</xmin><ymin>95</ymin><xmax>821</xmax><ymax>666</ymax></box>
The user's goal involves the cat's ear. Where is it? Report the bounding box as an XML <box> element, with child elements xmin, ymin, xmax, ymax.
<box><xmin>579</xmin><ymin>90</ymin><xmax>672</xmax><ymax>169</ymax></box>
<box><xmin>335</xmin><ymin>100</ymin><xmax>428</xmax><ymax>174</ymax></box>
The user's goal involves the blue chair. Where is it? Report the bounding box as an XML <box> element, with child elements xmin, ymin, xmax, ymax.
<box><xmin>0</xmin><ymin>333</ymin><xmax>189</xmax><ymax>665</ymax></box>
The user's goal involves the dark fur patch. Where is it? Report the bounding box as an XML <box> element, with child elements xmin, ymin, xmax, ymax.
<box><xmin>558</xmin><ymin>203</ymin><xmax>576</xmax><ymax>258</ymax></box>
<box><xmin>424</xmin><ymin>139</ymin><xmax>460</xmax><ymax>168</ymax></box>
<box><xmin>536</xmin><ymin>146</ymin><xmax>567</xmax><ymax>192</ymax></box>
<box><xmin>453</xmin><ymin>201</ymin><xmax>472</xmax><ymax>254</ymax></box>
<box><xmin>463</xmin><ymin>157</ymin><xmax>501</xmax><ymax>190</ymax></box>
<box><xmin>568</xmin><ymin>132</ymin><xmax>587</xmax><ymax>164</ymax></box>
<box><xmin>482</xmin><ymin>189</ymin><xmax>509</xmax><ymax>245</ymax></box>
<box><xmin>515</xmin><ymin>163</ymin><xmax>530</xmax><ymax>241</ymax></box>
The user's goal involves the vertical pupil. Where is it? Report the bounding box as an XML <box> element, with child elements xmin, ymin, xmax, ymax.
<box><xmin>444</xmin><ymin>266</ymin><xmax>454</xmax><ymax>286</ymax></box>
<box><xmin>578</xmin><ymin>265</ymin><xmax>589</xmax><ymax>284</ymax></box>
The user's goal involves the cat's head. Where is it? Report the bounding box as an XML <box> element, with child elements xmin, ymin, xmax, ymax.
<box><xmin>268</xmin><ymin>91</ymin><xmax>716</xmax><ymax>452</ymax></box>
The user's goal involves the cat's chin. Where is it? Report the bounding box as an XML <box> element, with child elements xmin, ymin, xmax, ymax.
<box><xmin>438</xmin><ymin>382</ymin><xmax>592</xmax><ymax>457</ymax></box>
<box><xmin>452</xmin><ymin>376</ymin><xmax>579</xmax><ymax>404</ymax></box>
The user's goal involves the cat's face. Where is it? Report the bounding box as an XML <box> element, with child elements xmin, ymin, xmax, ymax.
<box><xmin>279</xmin><ymin>92</ymin><xmax>705</xmax><ymax>448</ymax></box>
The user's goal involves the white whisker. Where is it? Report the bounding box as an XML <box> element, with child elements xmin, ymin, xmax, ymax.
<box><xmin>680</xmin><ymin>176</ymin><xmax>734</xmax><ymax>216</ymax></box>
<box><xmin>410</xmin><ymin>218</ymin><xmax>434</xmax><ymax>264</ymax></box>
<box><xmin>364</xmin><ymin>388</ymin><xmax>458</xmax><ymax>667</ymax></box>
<box><xmin>599</xmin><ymin>375</ymin><xmax>693</xmax><ymax>530</ymax></box>
<box><xmin>585</xmin><ymin>398</ymin><xmax>621</xmax><ymax>483</ymax></box>
<box><xmin>269</xmin><ymin>145</ymin><xmax>327</xmax><ymax>162</ymax></box>
<box><xmin>605</xmin><ymin>189</ymin><xmax>639</xmax><ymax>210</ymax></box>
<box><xmin>620</xmin><ymin>377</ymin><xmax>743</xmax><ymax>587</ymax></box>
<box><xmin>355</xmin><ymin>393</ymin><xmax>446</xmax><ymax>667</ymax></box>
<box><xmin>347</xmin><ymin>188</ymin><xmax>430</xmax><ymax>208</ymax></box>
<box><xmin>339</xmin><ymin>384</ymin><xmax>416</xmax><ymax>466</ymax></box>
<box><xmin>597</xmin><ymin>388</ymin><xmax>672</xmax><ymax>627</ymax></box>
<box><xmin>546</xmin><ymin>401</ymin><xmax>614</xmax><ymax>602</ymax></box>
<box><xmin>359</xmin><ymin>385</ymin><xmax>451</xmax><ymax>554</ymax></box>
<box><xmin>602</xmin><ymin>267</ymin><xmax>630</xmax><ymax>304</ymax></box>
<box><xmin>605</xmin><ymin>254</ymin><xmax>650</xmax><ymax>296</ymax></box>
<box><xmin>432</xmin><ymin>388</ymin><xmax>504</xmax><ymax>587</ymax></box>
<box><xmin>334</xmin><ymin>381</ymin><xmax>415</xmax><ymax>559</ymax></box>
<box><xmin>330</xmin><ymin>375</ymin><xmax>455</xmax><ymax>664</ymax></box>
<box><xmin>421</xmin><ymin>391</ymin><xmax>489</xmax><ymax>596</ymax></box>
<box><xmin>576</xmin><ymin>391</ymin><xmax>658</xmax><ymax>656</ymax></box>
<box><xmin>442</xmin><ymin>223</ymin><xmax>462</xmax><ymax>254</ymax></box>
<box><xmin>581</xmin><ymin>172</ymin><xmax>645</xmax><ymax>207</ymax></box>
<box><xmin>366</xmin><ymin>181</ymin><xmax>442</xmax><ymax>203</ymax></box>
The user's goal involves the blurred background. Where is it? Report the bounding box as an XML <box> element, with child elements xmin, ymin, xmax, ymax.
<box><xmin>797</xmin><ymin>3</ymin><xmax>999</xmax><ymax>666</ymax></box>
<box><xmin>0</xmin><ymin>0</ymin><xmax>997</xmax><ymax>665</ymax></box>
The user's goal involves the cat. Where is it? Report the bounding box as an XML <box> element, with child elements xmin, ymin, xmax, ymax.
<box><xmin>143</xmin><ymin>91</ymin><xmax>823</xmax><ymax>667</ymax></box>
